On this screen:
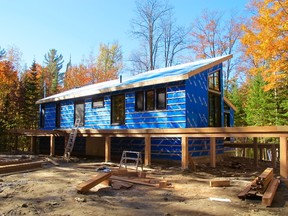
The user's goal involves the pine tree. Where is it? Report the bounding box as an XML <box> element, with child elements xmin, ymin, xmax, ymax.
<box><xmin>244</xmin><ymin>73</ymin><xmax>277</xmax><ymax>126</ymax></box>
<box><xmin>44</xmin><ymin>49</ymin><xmax>64</xmax><ymax>95</ymax></box>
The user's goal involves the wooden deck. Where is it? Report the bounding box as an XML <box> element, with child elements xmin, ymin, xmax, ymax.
<box><xmin>8</xmin><ymin>126</ymin><xmax>288</xmax><ymax>178</ymax></box>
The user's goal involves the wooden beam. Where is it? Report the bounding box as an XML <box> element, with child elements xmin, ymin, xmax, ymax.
<box><xmin>144</xmin><ymin>135</ymin><xmax>151</xmax><ymax>166</ymax></box>
<box><xmin>210</xmin><ymin>179</ymin><xmax>230</xmax><ymax>187</ymax></box>
<box><xmin>181</xmin><ymin>136</ymin><xmax>189</xmax><ymax>169</ymax></box>
<box><xmin>105</xmin><ymin>136</ymin><xmax>111</xmax><ymax>162</ymax></box>
<box><xmin>280</xmin><ymin>137</ymin><xmax>288</xmax><ymax>179</ymax></box>
<box><xmin>50</xmin><ymin>135</ymin><xmax>55</xmax><ymax>156</ymax></box>
<box><xmin>262</xmin><ymin>178</ymin><xmax>280</xmax><ymax>206</ymax></box>
<box><xmin>210</xmin><ymin>137</ymin><xmax>216</xmax><ymax>168</ymax></box>
<box><xmin>76</xmin><ymin>172</ymin><xmax>112</xmax><ymax>193</ymax></box>
<box><xmin>253</xmin><ymin>137</ymin><xmax>258</xmax><ymax>167</ymax></box>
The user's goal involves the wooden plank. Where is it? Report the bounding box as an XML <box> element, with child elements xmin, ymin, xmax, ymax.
<box><xmin>76</xmin><ymin>172</ymin><xmax>112</xmax><ymax>193</ymax></box>
<box><xmin>110</xmin><ymin>175</ymin><xmax>158</xmax><ymax>187</ymax></box>
<box><xmin>46</xmin><ymin>157</ymin><xmax>59</xmax><ymax>166</ymax></box>
<box><xmin>262</xmin><ymin>178</ymin><xmax>280</xmax><ymax>206</ymax></box>
<box><xmin>0</xmin><ymin>161</ymin><xmax>44</xmax><ymax>174</ymax></box>
<box><xmin>144</xmin><ymin>135</ymin><xmax>151</xmax><ymax>166</ymax></box>
<box><xmin>181</xmin><ymin>136</ymin><xmax>189</xmax><ymax>169</ymax></box>
<box><xmin>0</xmin><ymin>159</ymin><xmax>32</xmax><ymax>166</ymax></box>
<box><xmin>210</xmin><ymin>179</ymin><xmax>230</xmax><ymax>187</ymax></box>
<box><xmin>238</xmin><ymin>178</ymin><xmax>257</xmax><ymax>199</ymax></box>
<box><xmin>210</xmin><ymin>137</ymin><xmax>216</xmax><ymax>168</ymax></box>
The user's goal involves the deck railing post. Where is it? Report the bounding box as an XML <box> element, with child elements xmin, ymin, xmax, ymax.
<box><xmin>145</xmin><ymin>135</ymin><xmax>151</xmax><ymax>166</ymax></box>
<box><xmin>50</xmin><ymin>134</ymin><xmax>55</xmax><ymax>156</ymax></box>
<box><xmin>280</xmin><ymin>137</ymin><xmax>288</xmax><ymax>179</ymax></box>
<box><xmin>105</xmin><ymin>136</ymin><xmax>111</xmax><ymax>162</ymax></box>
<box><xmin>253</xmin><ymin>137</ymin><xmax>258</xmax><ymax>167</ymax></box>
<box><xmin>31</xmin><ymin>136</ymin><xmax>36</xmax><ymax>154</ymax></box>
<box><xmin>210</xmin><ymin>137</ymin><xmax>216</xmax><ymax>168</ymax></box>
<box><xmin>181</xmin><ymin>136</ymin><xmax>189</xmax><ymax>169</ymax></box>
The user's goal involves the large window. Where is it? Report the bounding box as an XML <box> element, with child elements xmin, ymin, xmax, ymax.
<box><xmin>208</xmin><ymin>93</ymin><xmax>221</xmax><ymax>127</ymax></box>
<box><xmin>55</xmin><ymin>103</ymin><xmax>61</xmax><ymax>128</ymax></box>
<box><xmin>208</xmin><ymin>71</ymin><xmax>220</xmax><ymax>91</ymax></box>
<box><xmin>74</xmin><ymin>100</ymin><xmax>85</xmax><ymax>126</ymax></box>
<box><xmin>135</xmin><ymin>88</ymin><xmax>167</xmax><ymax>111</ymax></box>
<box><xmin>111</xmin><ymin>94</ymin><xmax>125</xmax><ymax>125</ymax></box>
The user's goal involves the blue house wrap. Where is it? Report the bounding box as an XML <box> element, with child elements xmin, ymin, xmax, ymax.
<box><xmin>36</xmin><ymin>55</ymin><xmax>236</xmax><ymax>160</ymax></box>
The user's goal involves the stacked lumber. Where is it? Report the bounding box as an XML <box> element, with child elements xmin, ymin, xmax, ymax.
<box><xmin>238</xmin><ymin>167</ymin><xmax>280</xmax><ymax>206</ymax></box>
<box><xmin>0</xmin><ymin>160</ymin><xmax>45</xmax><ymax>174</ymax></box>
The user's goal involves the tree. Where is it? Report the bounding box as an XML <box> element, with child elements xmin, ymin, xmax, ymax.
<box><xmin>63</xmin><ymin>64</ymin><xmax>91</xmax><ymax>90</ymax></box>
<box><xmin>241</xmin><ymin>0</ymin><xmax>288</xmax><ymax>91</ymax></box>
<box><xmin>244</xmin><ymin>73</ymin><xmax>277</xmax><ymax>126</ymax></box>
<box><xmin>130</xmin><ymin>0</ymin><xmax>188</xmax><ymax>72</ymax></box>
<box><xmin>95</xmin><ymin>42</ymin><xmax>123</xmax><ymax>82</ymax></box>
<box><xmin>44</xmin><ymin>49</ymin><xmax>64</xmax><ymax>95</ymax></box>
<box><xmin>0</xmin><ymin>46</ymin><xmax>6</xmax><ymax>60</ymax></box>
<box><xmin>20</xmin><ymin>60</ymin><xmax>42</xmax><ymax>128</ymax></box>
<box><xmin>188</xmin><ymin>10</ymin><xmax>243</xmax><ymax>91</ymax></box>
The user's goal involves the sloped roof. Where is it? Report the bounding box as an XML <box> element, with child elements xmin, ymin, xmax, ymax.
<box><xmin>36</xmin><ymin>55</ymin><xmax>232</xmax><ymax>104</ymax></box>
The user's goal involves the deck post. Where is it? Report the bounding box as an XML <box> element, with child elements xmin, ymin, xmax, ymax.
<box><xmin>210</xmin><ymin>137</ymin><xmax>216</xmax><ymax>168</ymax></box>
<box><xmin>50</xmin><ymin>134</ymin><xmax>55</xmax><ymax>156</ymax></box>
<box><xmin>280</xmin><ymin>137</ymin><xmax>288</xmax><ymax>179</ymax></box>
<box><xmin>144</xmin><ymin>135</ymin><xmax>151</xmax><ymax>166</ymax></box>
<box><xmin>105</xmin><ymin>136</ymin><xmax>111</xmax><ymax>162</ymax></box>
<box><xmin>253</xmin><ymin>137</ymin><xmax>258</xmax><ymax>167</ymax></box>
<box><xmin>31</xmin><ymin>136</ymin><xmax>36</xmax><ymax>154</ymax></box>
<box><xmin>181</xmin><ymin>136</ymin><xmax>189</xmax><ymax>169</ymax></box>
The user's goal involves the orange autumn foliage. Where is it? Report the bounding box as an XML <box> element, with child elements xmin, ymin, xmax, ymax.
<box><xmin>241</xmin><ymin>0</ymin><xmax>288</xmax><ymax>91</ymax></box>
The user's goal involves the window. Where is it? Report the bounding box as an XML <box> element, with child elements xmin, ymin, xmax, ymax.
<box><xmin>135</xmin><ymin>88</ymin><xmax>167</xmax><ymax>112</ymax></box>
<box><xmin>156</xmin><ymin>88</ymin><xmax>166</xmax><ymax>109</ymax></box>
<box><xmin>208</xmin><ymin>71</ymin><xmax>220</xmax><ymax>91</ymax></box>
<box><xmin>55</xmin><ymin>103</ymin><xmax>61</xmax><ymax>128</ymax></box>
<box><xmin>74</xmin><ymin>100</ymin><xmax>85</xmax><ymax>126</ymax></box>
<box><xmin>135</xmin><ymin>91</ymin><xmax>144</xmax><ymax>111</ymax></box>
<box><xmin>145</xmin><ymin>90</ymin><xmax>155</xmax><ymax>111</ymax></box>
<box><xmin>111</xmin><ymin>94</ymin><xmax>125</xmax><ymax>125</ymax></box>
<box><xmin>208</xmin><ymin>93</ymin><xmax>221</xmax><ymax>127</ymax></box>
<box><xmin>92</xmin><ymin>97</ymin><xmax>104</xmax><ymax>108</ymax></box>
<box><xmin>40</xmin><ymin>104</ymin><xmax>45</xmax><ymax>128</ymax></box>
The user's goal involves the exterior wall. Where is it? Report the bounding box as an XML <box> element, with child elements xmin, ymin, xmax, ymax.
<box><xmin>186</xmin><ymin>63</ymin><xmax>223</xmax><ymax>127</ymax></box>
<box><xmin>41</xmin><ymin>81</ymin><xmax>186</xmax><ymax>130</ymax></box>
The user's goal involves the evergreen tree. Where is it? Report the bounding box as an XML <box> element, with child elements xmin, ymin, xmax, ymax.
<box><xmin>244</xmin><ymin>73</ymin><xmax>277</xmax><ymax>126</ymax></box>
<box><xmin>20</xmin><ymin>60</ymin><xmax>41</xmax><ymax>128</ymax></box>
<box><xmin>44</xmin><ymin>49</ymin><xmax>64</xmax><ymax>95</ymax></box>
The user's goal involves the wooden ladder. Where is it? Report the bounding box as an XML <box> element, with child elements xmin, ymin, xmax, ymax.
<box><xmin>119</xmin><ymin>151</ymin><xmax>143</xmax><ymax>172</ymax></box>
<box><xmin>64</xmin><ymin>118</ymin><xmax>81</xmax><ymax>159</ymax></box>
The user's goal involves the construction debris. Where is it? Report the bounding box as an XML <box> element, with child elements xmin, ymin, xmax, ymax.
<box><xmin>238</xmin><ymin>167</ymin><xmax>280</xmax><ymax>206</ymax></box>
<box><xmin>46</xmin><ymin>157</ymin><xmax>59</xmax><ymax>166</ymax></box>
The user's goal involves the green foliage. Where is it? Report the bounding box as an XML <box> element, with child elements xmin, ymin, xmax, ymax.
<box><xmin>244</xmin><ymin>73</ymin><xmax>277</xmax><ymax>126</ymax></box>
<box><xmin>44</xmin><ymin>49</ymin><xmax>64</xmax><ymax>95</ymax></box>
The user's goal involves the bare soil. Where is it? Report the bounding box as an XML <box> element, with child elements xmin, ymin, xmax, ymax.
<box><xmin>0</xmin><ymin>156</ymin><xmax>288</xmax><ymax>216</ymax></box>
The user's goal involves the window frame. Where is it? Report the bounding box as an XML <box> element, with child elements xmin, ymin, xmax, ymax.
<box><xmin>111</xmin><ymin>94</ymin><xmax>125</xmax><ymax>125</ymax></box>
<box><xmin>135</xmin><ymin>88</ymin><xmax>167</xmax><ymax>112</ymax></box>
<box><xmin>74</xmin><ymin>100</ymin><xmax>85</xmax><ymax>126</ymax></box>
<box><xmin>208</xmin><ymin>70</ymin><xmax>220</xmax><ymax>92</ymax></box>
<box><xmin>92</xmin><ymin>97</ymin><xmax>104</xmax><ymax>108</ymax></box>
<box><xmin>208</xmin><ymin>92</ymin><xmax>221</xmax><ymax>127</ymax></box>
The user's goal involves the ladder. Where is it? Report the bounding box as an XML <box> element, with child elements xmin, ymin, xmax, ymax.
<box><xmin>119</xmin><ymin>151</ymin><xmax>143</xmax><ymax>172</ymax></box>
<box><xmin>64</xmin><ymin>118</ymin><xmax>81</xmax><ymax>159</ymax></box>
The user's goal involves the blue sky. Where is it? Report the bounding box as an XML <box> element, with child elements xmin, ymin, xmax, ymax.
<box><xmin>1</xmin><ymin>0</ymin><xmax>249</xmax><ymax>70</ymax></box>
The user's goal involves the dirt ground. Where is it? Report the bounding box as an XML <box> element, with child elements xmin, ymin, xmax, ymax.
<box><xmin>0</xmin><ymin>155</ymin><xmax>288</xmax><ymax>216</ymax></box>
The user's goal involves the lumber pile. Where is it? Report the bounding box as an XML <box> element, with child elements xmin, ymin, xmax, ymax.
<box><xmin>0</xmin><ymin>160</ymin><xmax>45</xmax><ymax>174</ymax></box>
<box><xmin>238</xmin><ymin>168</ymin><xmax>280</xmax><ymax>206</ymax></box>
